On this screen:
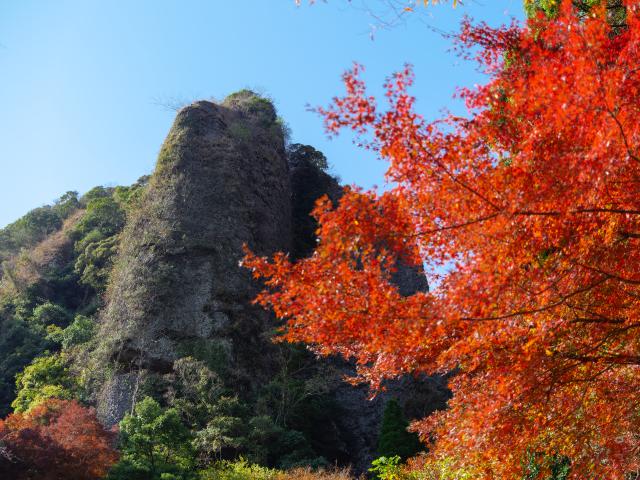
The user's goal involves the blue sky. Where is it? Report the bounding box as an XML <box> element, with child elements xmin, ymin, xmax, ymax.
<box><xmin>0</xmin><ymin>1</ymin><xmax>524</xmax><ymax>228</ymax></box>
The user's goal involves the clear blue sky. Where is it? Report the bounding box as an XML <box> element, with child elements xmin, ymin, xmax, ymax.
<box><xmin>0</xmin><ymin>1</ymin><xmax>524</xmax><ymax>228</ymax></box>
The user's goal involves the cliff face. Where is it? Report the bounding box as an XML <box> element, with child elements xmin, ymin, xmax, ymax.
<box><xmin>97</xmin><ymin>93</ymin><xmax>291</xmax><ymax>424</ymax></box>
<box><xmin>94</xmin><ymin>93</ymin><xmax>448</xmax><ymax>471</ymax></box>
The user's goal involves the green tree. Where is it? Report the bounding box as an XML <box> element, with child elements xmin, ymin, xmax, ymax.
<box><xmin>0</xmin><ymin>206</ymin><xmax>62</xmax><ymax>260</ymax></box>
<box><xmin>168</xmin><ymin>358</ymin><xmax>248</xmax><ymax>464</ymax></box>
<box><xmin>0</xmin><ymin>315</ymin><xmax>49</xmax><ymax>415</ymax></box>
<box><xmin>287</xmin><ymin>144</ymin><xmax>329</xmax><ymax>171</ymax></box>
<box><xmin>60</xmin><ymin>314</ymin><xmax>96</xmax><ymax>349</ymax></box>
<box><xmin>52</xmin><ymin>190</ymin><xmax>80</xmax><ymax>220</ymax></box>
<box><xmin>109</xmin><ymin>396</ymin><xmax>196</xmax><ymax>480</ymax></box>
<box><xmin>74</xmin><ymin>196</ymin><xmax>125</xmax><ymax>239</ymax></box>
<box><xmin>377</xmin><ymin>399</ymin><xmax>422</xmax><ymax>461</ymax></box>
<box><xmin>12</xmin><ymin>353</ymin><xmax>80</xmax><ymax>413</ymax></box>
<box><xmin>74</xmin><ymin>234</ymin><xmax>119</xmax><ymax>291</ymax></box>
<box><xmin>113</xmin><ymin>175</ymin><xmax>150</xmax><ymax>212</ymax></box>
<box><xmin>30</xmin><ymin>302</ymin><xmax>72</xmax><ymax>329</ymax></box>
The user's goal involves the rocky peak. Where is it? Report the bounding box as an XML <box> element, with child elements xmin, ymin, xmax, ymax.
<box><xmin>91</xmin><ymin>92</ymin><xmax>448</xmax><ymax>473</ymax></box>
<box><xmin>96</xmin><ymin>93</ymin><xmax>291</xmax><ymax>424</ymax></box>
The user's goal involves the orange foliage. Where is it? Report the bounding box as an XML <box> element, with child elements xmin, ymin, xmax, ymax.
<box><xmin>246</xmin><ymin>2</ymin><xmax>640</xmax><ymax>478</ymax></box>
<box><xmin>0</xmin><ymin>399</ymin><xmax>118</xmax><ymax>479</ymax></box>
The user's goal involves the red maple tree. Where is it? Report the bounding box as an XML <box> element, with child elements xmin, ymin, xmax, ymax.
<box><xmin>0</xmin><ymin>399</ymin><xmax>118</xmax><ymax>479</ymax></box>
<box><xmin>246</xmin><ymin>1</ymin><xmax>640</xmax><ymax>477</ymax></box>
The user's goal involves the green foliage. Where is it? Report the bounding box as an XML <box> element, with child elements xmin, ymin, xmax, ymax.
<box><xmin>74</xmin><ymin>196</ymin><xmax>125</xmax><ymax>239</ymax></box>
<box><xmin>0</xmin><ymin>180</ymin><xmax>143</xmax><ymax>416</ymax></box>
<box><xmin>524</xmin><ymin>0</ymin><xmax>614</xmax><ymax>20</ymax></box>
<box><xmin>224</xmin><ymin>90</ymin><xmax>276</xmax><ymax>121</ymax></box>
<box><xmin>288</xmin><ymin>144</ymin><xmax>329</xmax><ymax>171</ymax></box>
<box><xmin>252</xmin><ymin>345</ymin><xmax>344</xmax><ymax>466</ymax></box>
<box><xmin>276</xmin><ymin>117</ymin><xmax>292</xmax><ymax>145</ymax></box>
<box><xmin>377</xmin><ymin>398</ymin><xmax>422</xmax><ymax>461</ymax></box>
<box><xmin>59</xmin><ymin>314</ymin><xmax>96</xmax><ymax>349</ymax></box>
<box><xmin>288</xmin><ymin>144</ymin><xmax>338</xmax><ymax>259</ymax></box>
<box><xmin>80</xmin><ymin>186</ymin><xmax>113</xmax><ymax>205</ymax></box>
<box><xmin>52</xmin><ymin>191</ymin><xmax>80</xmax><ymax>220</ymax></box>
<box><xmin>0</xmin><ymin>315</ymin><xmax>49</xmax><ymax>416</ymax></box>
<box><xmin>30</xmin><ymin>302</ymin><xmax>72</xmax><ymax>328</ymax></box>
<box><xmin>74</xmin><ymin>234</ymin><xmax>119</xmax><ymax>291</ymax></box>
<box><xmin>243</xmin><ymin>414</ymin><xmax>324</xmax><ymax>469</ymax></box>
<box><xmin>12</xmin><ymin>352</ymin><xmax>80</xmax><ymax>412</ymax></box>
<box><xmin>0</xmin><ymin>206</ymin><xmax>63</xmax><ymax>260</ymax></box>
<box><xmin>113</xmin><ymin>175</ymin><xmax>150</xmax><ymax>212</ymax></box>
<box><xmin>168</xmin><ymin>357</ymin><xmax>226</xmax><ymax>425</ymax></box>
<box><xmin>177</xmin><ymin>339</ymin><xmax>230</xmax><ymax>376</ymax></box>
<box><xmin>110</xmin><ymin>396</ymin><xmax>196</xmax><ymax>480</ymax></box>
<box><xmin>370</xmin><ymin>456</ymin><xmax>403</xmax><ymax>480</ymax></box>
<box><xmin>200</xmin><ymin>459</ymin><xmax>278</xmax><ymax>480</ymax></box>
<box><xmin>522</xmin><ymin>453</ymin><xmax>571</xmax><ymax>480</ymax></box>
<box><xmin>524</xmin><ymin>0</ymin><xmax>561</xmax><ymax>18</ymax></box>
<box><xmin>193</xmin><ymin>410</ymin><xmax>247</xmax><ymax>461</ymax></box>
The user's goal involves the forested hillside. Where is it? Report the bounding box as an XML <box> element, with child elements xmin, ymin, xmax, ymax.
<box><xmin>0</xmin><ymin>179</ymin><xmax>146</xmax><ymax>417</ymax></box>
<box><xmin>0</xmin><ymin>92</ymin><xmax>446</xmax><ymax>479</ymax></box>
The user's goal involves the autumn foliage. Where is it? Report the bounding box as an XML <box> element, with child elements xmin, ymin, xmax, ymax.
<box><xmin>245</xmin><ymin>1</ymin><xmax>640</xmax><ymax>478</ymax></box>
<box><xmin>0</xmin><ymin>399</ymin><xmax>118</xmax><ymax>479</ymax></box>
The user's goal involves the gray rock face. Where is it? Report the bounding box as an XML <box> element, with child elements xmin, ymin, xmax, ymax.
<box><xmin>97</xmin><ymin>94</ymin><xmax>291</xmax><ymax>425</ymax></box>
<box><xmin>94</xmin><ymin>92</ymin><xmax>449</xmax><ymax>472</ymax></box>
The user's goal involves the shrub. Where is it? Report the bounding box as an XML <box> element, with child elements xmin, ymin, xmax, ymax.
<box><xmin>199</xmin><ymin>460</ymin><xmax>355</xmax><ymax>480</ymax></box>
<box><xmin>200</xmin><ymin>459</ymin><xmax>278</xmax><ymax>480</ymax></box>
<box><xmin>370</xmin><ymin>456</ymin><xmax>404</xmax><ymax>480</ymax></box>
<box><xmin>109</xmin><ymin>397</ymin><xmax>196</xmax><ymax>480</ymax></box>
<box><xmin>12</xmin><ymin>353</ymin><xmax>80</xmax><ymax>413</ymax></box>
<box><xmin>60</xmin><ymin>315</ymin><xmax>96</xmax><ymax>349</ymax></box>
<box><xmin>31</xmin><ymin>302</ymin><xmax>72</xmax><ymax>328</ymax></box>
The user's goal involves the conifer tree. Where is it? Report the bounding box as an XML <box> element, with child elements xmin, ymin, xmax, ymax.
<box><xmin>376</xmin><ymin>398</ymin><xmax>422</xmax><ymax>461</ymax></box>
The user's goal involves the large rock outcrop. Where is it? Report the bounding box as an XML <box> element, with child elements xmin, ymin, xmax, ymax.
<box><xmin>96</xmin><ymin>92</ymin><xmax>291</xmax><ymax>424</ymax></box>
<box><xmin>93</xmin><ymin>92</ymin><xmax>449</xmax><ymax>472</ymax></box>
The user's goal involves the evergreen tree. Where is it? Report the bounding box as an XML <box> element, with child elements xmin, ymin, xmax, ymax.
<box><xmin>376</xmin><ymin>398</ymin><xmax>422</xmax><ymax>461</ymax></box>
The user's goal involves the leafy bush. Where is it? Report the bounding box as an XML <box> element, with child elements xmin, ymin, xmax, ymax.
<box><xmin>522</xmin><ymin>453</ymin><xmax>571</xmax><ymax>480</ymax></box>
<box><xmin>0</xmin><ymin>206</ymin><xmax>63</xmax><ymax>260</ymax></box>
<box><xmin>110</xmin><ymin>396</ymin><xmax>196</xmax><ymax>480</ymax></box>
<box><xmin>200</xmin><ymin>460</ymin><xmax>354</xmax><ymax>480</ymax></box>
<box><xmin>31</xmin><ymin>302</ymin><xmax>72</xmax><ymax>328</ymax></box>
<box><xmin>74</xmin><ymin>196</ymin><xmax>125</xmax><ymax>239</ymax></box>
<box><xmin>74</xmin><ymin>234</ymin><xmax>119</xmax><ymax>291</ymax></box>
<box><xmin>370</xmin><ymin>456</ymin><xmax>403</xmax><ymax>480</ymax></box>
<box><xmin>60</xmin><ymin>314</ymin><xmax>96</xmax><ymax>349</ymax></box>
<box><xmin>200</xmin><ymin>459</ymin><xmax>278</xmax><ymax>480</ymax></box>
<box><xmin>52</xmin><ymin>191</ymin><xmax>80</xmax><ymax>220</ymax></box>
<box><xmin>12</xmin><ymin>352</ymin><xmax>80</xmax><ymax>413</ymax></box>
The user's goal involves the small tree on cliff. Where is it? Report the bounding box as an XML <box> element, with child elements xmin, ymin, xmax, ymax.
<box><xmin>108</xmin><ymin>396</ymin><xmax>196</xmax><ymax>480</ymax></box>
<box><xmin>246</xmin><ymin>1</ymin><xmax>640</xmax><ymax>478</ymax></box>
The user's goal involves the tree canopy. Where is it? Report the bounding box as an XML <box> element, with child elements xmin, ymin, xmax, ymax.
<box><xmin>0</xmin><ymin>399</ymin><xmax>118</xmax><ymax>479</ymax></box>
<box><xmin>246</xmin><ymin>1</ymin><xmax>640</xmax><ymax>477</ymax></box>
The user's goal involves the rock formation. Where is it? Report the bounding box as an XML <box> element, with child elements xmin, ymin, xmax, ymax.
<box><xmin>93</xmin><ymin>91</ymin><xmax>449</xmax><ymax>472</ymax></box>
<box><xmin>96</xmin><ymin>92</ymin><xmax>291</xmax><ymax>424</ymax></box>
